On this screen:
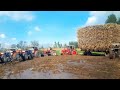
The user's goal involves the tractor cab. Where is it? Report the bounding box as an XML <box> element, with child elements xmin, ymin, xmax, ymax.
<box><xmin>66</xmin><ymin>45</ymin><xmax>75</xmax><ymax>50</ymax></box>
<box><xmin>110</xmin><ymin>43</ymin><xmax>120</xmax><ymax>52</ymax></box>
<box><xmin>109</xmin><ymin>43</ymin><xmax>120</xmax><ymax>59</ymax></box>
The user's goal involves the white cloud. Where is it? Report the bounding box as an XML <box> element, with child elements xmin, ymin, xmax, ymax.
<box><xmin>0</xmin><ymin>11</ymin><xmax>34</xmax><ymax>21</ymax></box>
<box><xmin>27</xmin><ymin>26</ymin><xmax>41</xmax><ymax>36</ymax></box>
<box><xmin>11</xmin><ymin>38</ymin><xmax>16</xmax><ymax>41</ymax></box>
<box><xmin>85</xmin><ymin>16</ymin><xmax>97</xmax><ymax>26</ymax></box>
<box><xmin>85</xmin><ymin>11</ymin><xmax>120</xmax><ymax>26</ymax></box>
<box><xmin>0</xmin><ymin>34</ymin><xmax>6</xmax><ymax>38</ymax></box>
<box><xmin>28</xmin><ymin>31</ymin><xmax>32</xmax><ymax>35</ymax></box>
<box><xmin>34</xmin><ymin>26</ymin><xmax>40</xmax><ymax>32</ymax></box>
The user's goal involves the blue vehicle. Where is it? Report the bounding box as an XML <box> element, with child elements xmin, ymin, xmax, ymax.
<box><xmin>0</xmin><ymin>52</ymin><xmax>12</xmax><ymax>63</ymax></box>
<box><xmin>24</xmin><ymin>50</ymin><xmax>34</xmax><ymax>60</ymax></box>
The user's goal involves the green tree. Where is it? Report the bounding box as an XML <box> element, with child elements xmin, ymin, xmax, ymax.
<box><xmin>17</xmin><ymin>41</ymin><xmax>27</xmax><ymax>49</ymax></box>
<box><xmin>64</xmin><ymin>44</ymin><xmax>67</xmax><ymax>47</ymax></box>
<box><xmin>117</xmin><ymin>18</ymin><xmax>120</xmax><ymax>24</ymax></box>
<box><xmin>41</xmin><ymin>46</ymin><xmax>44</xmax><ymax>49</ymax></box>
<box><xmin>69</xmin><ymin>41</ymin><xmax>78</xmax><ymax>48</ymax></box>
<box><xmin>54</xmin><ymin>42</ymin><xmax>57</xmax><ymax>48</ymax></box>
<box><xmin>31</xmin><ymin>40</ymin><xmax>39</xmax><ymax>47</ymax></box>
<box><xmin>105</xmin><ymin>14</ymin><xmax>117</xmax><ymax>24</ymax></box>
<box><xmin>60</xmin><ymin>44</ymin><xmax>62</xmax><ymax>48</ymax></box>
<box><xmin>57</xmin><ymin>42</ymin><xmax>61</xmax><ymax>48</ymax></box>
<box><xmin>0</xmin><ymin>43</ymin><xmax>1</xmax><ymax>48</ymax></box>
<box><xmin>11</xmin><ymin>44</ymin><xmax>16</xmax><ymax>48</ymax></box>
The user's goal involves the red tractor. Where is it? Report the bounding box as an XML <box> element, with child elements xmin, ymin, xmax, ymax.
<box><xmin>61</xmin><ymin>45</ymin><xmax>77</xmax><ymax>55</ymax></box>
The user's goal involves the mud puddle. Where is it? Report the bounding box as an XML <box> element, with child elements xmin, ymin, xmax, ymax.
<box><xmin>67</xmin><ymin>60</ymin><xmax>86</xmax><ymax>65</ymax></box>
<box><xmin>67</xmin><ymin>60</ymin><xmax>94</xmax><ymax>69</ymax></box>
<box><xmin>2</xmin><ymin>63</ymin><xmax>79</xmax><ymax>79</ymax></box>
<box><xmin>2</xmin><ymin>69</ymin><xmax>79</xmax><ymax>79</ymax></box>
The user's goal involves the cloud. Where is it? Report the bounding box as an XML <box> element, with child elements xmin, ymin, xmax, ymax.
<box><xmin>85</xmin><ymin>11</ymin><xmax>120</xmax><ymax>26</ymax></box>
<box><xmin>27</xmin><ymin>26</ymin><xmax>41</xmax><ymax>36</ymax></box>
<box><xmin>11</xmin><ymin>38</ymin><xmax>16</xmax><ymax>41</ymax></box>
<box><xmin>28</xmin><ymin>31</ymin><xmax>32</xmax><ymax>35</ymax></box>
<box><xmin>85</xmin><ymin>16</ymin><xmax>97</xmax><ymax>26</ymax></box>
<box><xmin>34</xmin><ymin>26</ymin><xmax>40</xmax><ymax>32</ymax></box>
<box><xmin>0</xmin><ymin>11</ymin><xmax>34</xmax><ymax>21</ymax></box>
<box><xmin>0</xmin><ymin>34</ymin><xmax>6</xmax><ymax>38</ymax></box>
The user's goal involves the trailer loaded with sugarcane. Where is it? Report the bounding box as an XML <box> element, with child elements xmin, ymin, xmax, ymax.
<box><xmin>77</xmin><ymin>23</ymin><xmax>120</xmax><ymax>57</ymax></box>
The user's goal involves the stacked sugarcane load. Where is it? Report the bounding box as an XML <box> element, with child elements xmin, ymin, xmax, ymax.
<box><xmin>77</xmin><ymin>23</ymin><xmax>120</xmax><ymax>52</ymax></box>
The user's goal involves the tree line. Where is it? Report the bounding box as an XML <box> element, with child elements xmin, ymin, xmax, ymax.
<box><xmin>0</xmin><ymin>41</ymin><xmax>79</xmax><ymax>50</ymax></box>
<box><xmin>11</xmin><ymin>40</ymin><xmax>40</xmax><ymax>49</ymax></box>
<box><xmin>53</xmin><ymin>41</ymin><xmax>78</xmax><ymax>48</ymax></box>
<box><xmin>11</xmin><ymin>41</ymin><xmax>78</xmax><ymax>49</ymax></box>
<box><xmin>105</xmin><ymin>14</ymin><xmax>120</xmax><ymax>24</ymax></box>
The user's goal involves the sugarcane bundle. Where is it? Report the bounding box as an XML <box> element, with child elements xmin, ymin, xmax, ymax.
<box><xmin>77</xmin><ymin>23</ymin><xmax>120</xmax><ymax>51</ymax></box>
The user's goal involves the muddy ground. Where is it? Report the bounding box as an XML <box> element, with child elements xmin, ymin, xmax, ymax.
<box><xmin>0</xmin><ymin>55</ymin><xmax>120</xmax><ymax>79</ymax></box>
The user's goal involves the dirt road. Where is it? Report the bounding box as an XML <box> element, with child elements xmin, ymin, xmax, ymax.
<box><xmin>0</xmin><ymin>55</ymin><xmax>120</xmax><ymax>79</ymax></box>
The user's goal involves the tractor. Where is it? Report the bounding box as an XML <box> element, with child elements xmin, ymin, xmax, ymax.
<box><xmin>11</xmin><ymin>49</ymin><xmax>26</xmax><ymax>62</ymax></box>
<box><xmin>43</xmin><ymin>48</ymin><xmax>53</xmax><ymax>56</ymax></box>
<box><xmin>0</xmin><ymin>52</ymin><xmax>5</xmax><ymax>63</ymax></box>
<box><xmin>0</xmin><ymin>52</ymin><xmax>13</xmax><ymax>63</ymax></box>
<box><xmin>0</xmin><ymin>48</ymin><xmax>15</xmax><ymax>63</ymax></box>
<box><xmin>108</xmin><ymin>43</ymin><xmax>120</xmax><ymax>59</ymax></box>
<box><xmin>61</xmin><ymin>45</ymin><xmax>77</xmax><ymax>55</ymax></box>
<box><xmin>27</xmin><ymin>47</ymin><xmax>40</xmax><ymax>58</ymax></box>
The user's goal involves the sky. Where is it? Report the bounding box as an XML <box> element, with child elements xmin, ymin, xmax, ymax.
<box><xmin>0</xmin><ymin>11</ymin><xmax>120</xmax><ymax>48</ymax></box>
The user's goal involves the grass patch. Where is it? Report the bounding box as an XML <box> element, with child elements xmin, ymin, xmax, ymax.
<box><xmin>76</xmin><ymin>50</ymin><xmax>105</xmax><ymax>56</ymax></box>
<box><xmin>76</xmin><ymin>50</ymin><xmax>84</xmax><ymax>55</ymax></box>
<box><xmin>55</xmin><ymin>50</ymin><xmax>61</xmax><ymax>56</ymax></box>
<box><xmin>91</xmin><ymin>52</ymin><xmax>105</xmax><ymax>56</ymax></box>
<box><xmin>92</xmin><ymin>52</ymin><xmax>105</xmax><ymax>55</ymax></box>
